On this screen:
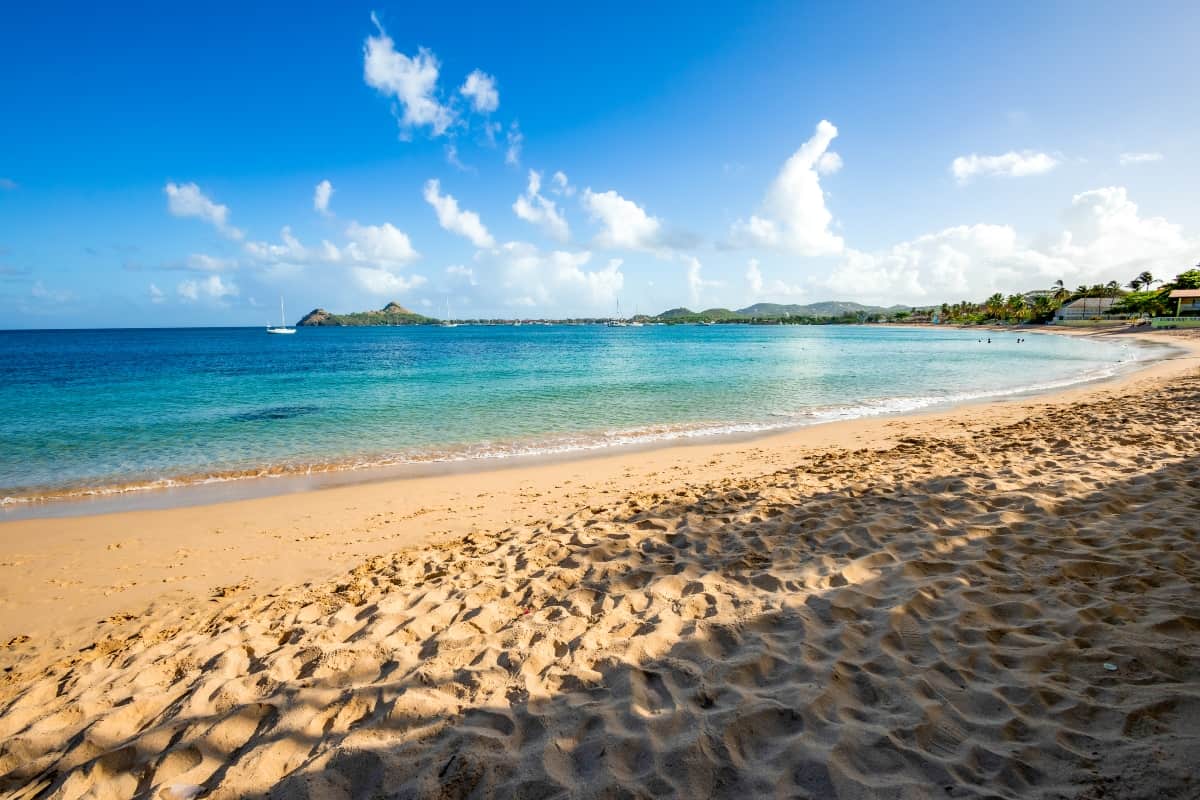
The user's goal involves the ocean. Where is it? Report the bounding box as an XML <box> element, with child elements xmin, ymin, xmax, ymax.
<box><xmin>0</xmin><ymin>324</ymin><xmax>1144</xmax><ymax>510</ymax></box>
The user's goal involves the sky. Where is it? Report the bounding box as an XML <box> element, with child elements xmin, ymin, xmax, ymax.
<box><xmin>1</xmin><ymin>1</ymin><xmax>1198</xmax><ymax>327</ymax></box>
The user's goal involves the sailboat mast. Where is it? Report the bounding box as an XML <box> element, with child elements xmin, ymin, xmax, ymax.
<box><xmin>280</xmin><ymin>296</ymin><xmax>285</xmax><ymax>327</ymax></box>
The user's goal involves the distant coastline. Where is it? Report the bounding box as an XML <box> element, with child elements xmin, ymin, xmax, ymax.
<box><xmin>300</xmin><ymin>270</ymin><xmax>1200</xmax><ymax>327</ymax></box>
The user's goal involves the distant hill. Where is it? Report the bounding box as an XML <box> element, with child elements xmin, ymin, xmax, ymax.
<box><xmin>735</xmin><ymin>301</ymin><xmax>909</xmax><ymax>318</ymax></box>
<box><xmin>653</xmin><ymin>301</ymin><xmax>911</xmax><ymax>322</ymax></box>
<box><xmin>297</xmin><ymin>301</ymin><xmax>435</xmax><ymax>326</ymax></box>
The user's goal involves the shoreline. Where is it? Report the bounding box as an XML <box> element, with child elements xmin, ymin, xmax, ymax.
<box><xmin>2</xmin><ymin>327</ymin><xmax>1197</xmax><ymax>798</ymax></box>
<box><xmin>1</xmin><ymin>327</ymin><xmax>1197</xmax><ymax>645</ymax></box>
<box><xmin>0</xmin><ymin>324</ymin><xmax>1173</xmax><ymax>521</ymax></box>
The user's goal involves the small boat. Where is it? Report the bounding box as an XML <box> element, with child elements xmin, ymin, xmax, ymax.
<box><xmin>442</xmin><ymin>299</ymin><xmax>458</xmax><ymax>328</ymax></box>
<box><xmin>267</xmin><ymin>297</ymin><xmax>295</xmax><ymax>334</ymax></box>
<box><xmin>607</xmin><ymin>298</ymin><xmax>629</xmax><ymax>326</ymax></box>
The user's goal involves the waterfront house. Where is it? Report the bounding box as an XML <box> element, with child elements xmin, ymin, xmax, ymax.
<box><xmin>1168</xmin><ymin>289</ymin><xmax>1200</xmax><ymax>316</ymax></box>
<box><xmin>1054</xmin><ymin>297</ymin><xmax>1117</xmax><ymax>321</ymax></box>
<box><xmin>1153</xmin><ymin>289</ymin><xmax>1200</xmax><ymax>328</ymax></box>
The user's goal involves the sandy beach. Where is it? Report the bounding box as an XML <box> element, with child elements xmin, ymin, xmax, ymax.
<box><xmin>1</xmin><ymin>328</ymin><xmax>1198</xmax><ymax>799</ymax></box>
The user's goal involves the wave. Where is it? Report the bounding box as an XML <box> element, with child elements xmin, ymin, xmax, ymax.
<box><xmin>0</xmin><ymin>353</ymin><xmax>1143</xmax><ymax>509</ymax></box>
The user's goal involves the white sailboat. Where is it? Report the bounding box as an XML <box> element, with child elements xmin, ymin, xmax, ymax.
<box><xmin>606</xmin><ymin>298</ymin><xmax>628</xmax><ymax>327</ymax></box>
<box><xmin>442</xmin><ymin>298</ymin><xmax>458</xmax><ymax>328</ymax></box>
<box><xmin>266</xmin><ymin>297</ymin><xmax>295</xmax><ymax>334</ymax></box>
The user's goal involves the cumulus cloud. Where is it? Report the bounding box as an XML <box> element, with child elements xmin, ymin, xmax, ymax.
<box><xmin>164</xmin><ymin>182</ymin><xmax>243</xmax><ymax>240</ymax></box>
<box><xmin>581</xmin><ymin>188</ymin><xmax>664</xmax><ymax>251</ymax></box>
<box><xmin>148</xmin><ymin>283</ymin><xmax>164</xmax><ymax>303</ymax></box>
<box><xmin>352</xmin><ymin>267</ymin><xmax>427</xmax><ymax>295</ymax></box>
<box><xmin>313</xmin><ymin>180</ymin><xmax>333</xmax><ymax>215</ymax></box>
<box><xmin>818</xmin><ymin>186</ymin><xmax>1195</xmax><ymax>305</ymax></box>
<box><xmin>178</xmin><ymin>274</ymin><xmax>238</xmax><ymax>302</ymax></box>
<box><xmin>478</xmin><ymin>241</ymin><xmax>624</xmax><ymax>310</ymax></box>
<box><xmin>1050</xmin><ymin>186</ymin><xmax>1192</xmax><ymax>277</ymax></box>
<box><xmin>344</xmin><ymin>221</ymin><xmax>420</xmax><ymax>267</ymax></box>
<box><xmin>730</xmin><ymin>120</ymin><xmax>843</xmax><ymax>256</ymax></box>
<box><xmin>423</xmin><ymin>179</ymin><xmax>494</xmax><ymax>248</ymax></box>
<box><xmin>505</xmin><ymin>122</ymin><xmax>523</xmax><ymax>166</ymax></box>
<box><xmin>951</xmin><ymin>150</ymin><xmax>1059</xmax><ymax>184</ymax></box>
<box><xmin>1119</xmin><ymin>152</ymin><xmax>1164</xmax><ymax>166</ymax></box>
<box><xmin>363</xmin><ymin>13</ymin><xmax>453</xmax><ymax>137</ymax></box>
<box><xmin>244</xmin><ymin>226</ymin><xmax>313</xmax><ymax>264</ymax></box>
<box><xmin>513</xmin><ymin>170</ymin><xmax>569</xmax><ymax>242</ymax></box>
<box><xmin>459</xmin><ymin>69</ymin><xmax>499</xmax><ymax>113</ymax></box>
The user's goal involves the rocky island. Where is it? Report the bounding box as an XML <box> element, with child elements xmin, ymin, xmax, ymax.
<box><xmin>296</xmin><ymin>302</ymin><xmax>435</xmax><ymax>326</ymax></box>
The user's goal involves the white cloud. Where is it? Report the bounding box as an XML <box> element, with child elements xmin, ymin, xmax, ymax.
<box><xmin>186</xmin><ymin>253</ymin><xmax>236</xmax><ymax>272</ymax></box>
<box><xmin>581</xmin><ymin>188</ymin><xmax>664</xmax><ymax>251</ymax></box>
<box><xmin>164</xmin><ymin>182</ymin><xmax>243</xmax><ymax>240</ymax></box>
<box><xmin>551</xmin><ymin>171</ymin><xmax>574</xmax><ymax>196</ymax></box>
<box><xmin>819</xmin><ymin>186</ymin><xmax>1195</xmax><ymax>305</ymax></box>
<box><xmin>459</xmin><ymin>69</ymin><xmax>499</xmax><ymax>113</ymax></box>
<box><xmin>1050</xmin><ymin>186</ymin><xmax>1192</xmax><ymax>277</ymax></box>
<box><xmin>730</xmin><ymin>119</ymin><xmax>843</xmax><ymax>256</ymax></box>
<box><xmin>244</xmin><ymin>226</ymin><xmax>311</xmax><ymax>264</ymax></box>
<box><xmin>445</xmin><ymin>143</ymin><xmax>470</xmax><ymax>171</ymax></box>
<box><xmin>423</xmin><ymin>179</ymin><xmax>494</xmax><ymax>248</ymax></box>
<box><xmin>352</xmin><ymin>267</ymin><xmax>427</xmax><ymax>295</ymax></box>
<box><xmin>744</xmin><ymin>258</ymin><xmax>804</xmax><ymax>298</ymax></box>
<box><xmin>684</xmin><ymin>256</ymin><xmax>721</xmax><ymax>306</ymax></box>
<box><xmin>746</xmin><ymin>259</ymin><xmax>763</xmax><ymax>294</ymax></box>
<box><xmin>513</xmin><ymin>170</ymin><xmax>569</xmax><ymax>242</ymax></box>
<box><xmin>363</xmin><ymin>13</ymin><xmax>453</xmax><ymax>137</ymax></box>
<box><xmin>148</xmin><ymin>283</ymin><xmax>164</xmax><ymax>303</ymax></box>
<box><xmin>1119</xmin><ymin>152</ymin><xmax>1164</xmax><ymax>166</ymax></box>
<box><xmin>345</xmin><ymin>221</ymin><xmax>419</xmax><ymax>267</ymax></box>
<box><xmin>178</xmin><ymin>274</ymin><xmax>238</xmax><ymax>302</ymax></box>
<box><xmin>505</xmin><ymin>122</ymin><xmax>523</xmax><ymax>166</ymax></box>
<box><xmin>951</xmin><ymin>150</ymin><xmax>1059</xmax><ymax>184</ymax></box>
<box><xmin>313</xmin><ymin>180</ymin><xmax>333</xmax><ymax>216</ymax></box>
<box><xmin>479</xmin><ymin>241</ymin><xmax>624</xmax><ymax>310</ymax></box>
<box><xmin>816</xmin><ymin>151</ymin><xmax>843</xmax><ymax>175</ymax></box>
<box><xmin>446</xmin><ymin>264</ymin><xmax>477</xmax><ymax>285</ymax></box>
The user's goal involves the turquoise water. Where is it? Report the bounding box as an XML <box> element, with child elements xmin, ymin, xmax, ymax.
<box><xmin>0</xmin><ymin>325</ymin><xmax>1141</xmax><ymax>505</ymax></box>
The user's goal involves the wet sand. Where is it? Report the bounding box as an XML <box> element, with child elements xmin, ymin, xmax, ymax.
<box><xmin>1</xmin><ymin>328</ymin><xmax>1198</xmax><ymax>799</ymax></box>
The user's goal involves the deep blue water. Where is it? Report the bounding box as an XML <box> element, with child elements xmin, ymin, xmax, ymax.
<box><xmin>0</xmin><ymin>325</ymin><xmax>1139</xmax><ymax>503</ymax></box>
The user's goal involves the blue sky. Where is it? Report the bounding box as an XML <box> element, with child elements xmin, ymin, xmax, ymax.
<box><xmin>1</xmin><ymin>1</ymin><xmax>1197</xmax><ymax>327</ymax></box>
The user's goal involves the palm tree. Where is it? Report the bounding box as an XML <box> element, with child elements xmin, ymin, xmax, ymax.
<box><xmin>984</xmin><ymin>292</ymin><xmax>1005</xmax><ymax>319</ymax></box>
<box><xmin>1137</xmin><ymin>270</ymin><xmax>1154</xmax><ymax>289</ymax></box>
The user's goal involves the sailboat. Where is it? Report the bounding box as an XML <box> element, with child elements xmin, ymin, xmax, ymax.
<box><xmin>606</xmin><ymin>298</ymin><xmax>628</xmax><ymax>327</ymax></box>
<box><xmin>629</xmin><ymin>305</ymin><xmax>644</xmax><ymax>327</ymax></box>
<box><xmin>442</xmin><ymin>298</ymin><xmax>458</xmax><ymax>328</ymax></box>
<box><xmin>266</xmin><ymin>297</ymin><xmax>295</xmax><ymax>334</ymax></box>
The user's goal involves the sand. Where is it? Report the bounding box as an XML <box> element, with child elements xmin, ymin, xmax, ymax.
<box><xmin>1</xmin><ymin>328</ymin><xmax>1198</xmax><ymax>799</ymax></box>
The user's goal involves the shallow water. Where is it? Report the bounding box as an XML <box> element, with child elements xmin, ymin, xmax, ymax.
<box><xmin>0</xmin><ymin>324</ymin><xmax>1139</xmax><ymax>504</ymax></box>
